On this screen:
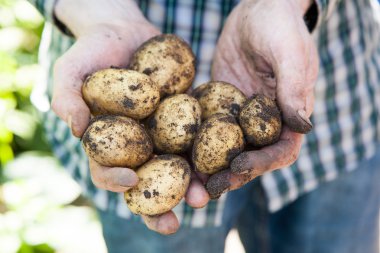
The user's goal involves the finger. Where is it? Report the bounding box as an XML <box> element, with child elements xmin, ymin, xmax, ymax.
<box><xmin>206</xmin><ymin>170</ymin><xmax>253</xmax><ymax>199</ymax></box>
<box><xmin>52</xmin><ymin>57</ymin><xmax>91</xmax><ymax>138</ymax></box>
<box><xmin>274</xmin><ymin>36</ymin><xmax>317</xmax><ymax>134</ymax></box>
<box><xmin>206</xmin><ymin>127</ymin><xmax>304</xmax><ymax>198</ymax></box>
<box><xmin>142</xmin><ymin>211</ymin><xmax>179</xmax><ymax>235</ymax></box>
<box><xmin>89</xmin><ymin>159</ymin><xmax>139</xmax><ymax>192</ymax></box>
<box><xmin>185</xmin><ymin>176</ymin><xmax>210</xmax><ymax>208</ymax></box>
<box><xmin>231</xmin><ymin>126</ymin><xmax>303</xmax><ymax>175</ymax></box>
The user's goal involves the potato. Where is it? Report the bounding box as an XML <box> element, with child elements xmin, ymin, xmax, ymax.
<box><xmin>82</xmin><ymin>68</ymin><xmax>160</xmax><ymax>120</ymax></box>
<box><xmin>146</xmin><ymin>94</ymin><xmax>201</xmax><ymax>154</ymax></box>
<box><xmin>192</xmin><ymin>81</ymin><xmax>247</xmax><ymax>120</ymax></box>
<box><xmin>82</xmin><ymin>115</ymin><xmax>153</xmax><ymax>168</ymax></box>
<box><xmin>124</xmin><ymin>154</ymin><xmax>191</xmax><ymax>216</ymax></box>
<box><xmin>130</xmin><ymin>34</ymin><xmax>195</xmax><ymax>97</ymax></box>
<box><xmin>192</xmin><ymin>114</ymin><xmax>245</xmax><ymax>174</ymax></box>
<box><xmin>239</xmin><ymin>94</ymin><xmax>282</xmax><ymax>147</ymax></box>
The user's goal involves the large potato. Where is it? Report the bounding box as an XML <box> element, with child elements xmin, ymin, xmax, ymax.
<box><xmin>82</xmin><ymin>68</ymin><xmax>160</xmax><ymax>120</ymax></box>
<box><xmin>130</xmin><ymin>34</ymin><xmax>195</xmax><ymax>97</ymax></box>
<box><xmin>192</xmin><ymin>81</ymin><xmax>247</xmax><ymax>120</ymax></box>
<box><xmin>82</xmin><ymin>115</ymin><xmax>153</xmax><ymax>168</ymax></box>
<box><xmin>239</xmin><ymin>94</ymin><xmax>282</xmax><ymax>147</ymax></box>
<box><xmin>192</xmin><ymin>114</ymin><xmax>245</xmax><ymax>174</ymax></box>
<box><xmin>124</xmin><ymin>155</ymin><xmax>191</xmax><ymax>216</ymax></box>
<box><xmin>146</xmin><ymin>94</ymin><xmax>202</xmax><ymax>154</ymax></box>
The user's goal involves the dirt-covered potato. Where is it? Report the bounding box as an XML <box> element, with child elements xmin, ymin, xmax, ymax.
<box><xmin>82</xmin><ymin>115</ymin><xmax>153</xmax><ymax>168</ymax></box>
<box><xmin>82</xmin><ymin>68</ymin><xmax>160</xmax><ymax>120</ymax></box>
<box><xmin>192</xmin><ymin>114</ymin><xmax>245</xmax><ymax>174</ymax></box>
<box><xmin>239</xmin><ymin>94</ymin><xmax>282</xmax><ymax>147</ymax></box>
<box><xmin>146</xmin><ymin>94</ymin><xmax>201</xmax><ymax>154</ymax></box>
<box><xmin>130</xmin><ymin>34</ymin><xmax>195</xmax><ymax>97</ymax></box>
<box><xmin>192</xmin><ymin>81</ymin><xmax>247</xmax><ymax>120</ymax></box>
<box><xmin>124</xmin><ymin>154</ymin><xmax>191</xmax><ymax>216</ymax></box>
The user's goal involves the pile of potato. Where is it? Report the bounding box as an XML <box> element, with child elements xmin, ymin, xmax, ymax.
<box><xmin>81</xmin><ymin>34</ymin><xmax>282</xmax><ymax>216</ymax></box>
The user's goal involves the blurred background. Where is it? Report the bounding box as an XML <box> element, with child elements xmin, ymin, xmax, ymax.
<box><xmin>0</xmin><ymin>1</ymin><xmax>245</xmax><ymax>252</ymax></box>
<box><xmin>0</xmin><ymin>1</ymin><xmax>109</xmax><ymax>252</ymax></box>
<box><xmin>4</xmin><ymin>1</ymin><xmax>378</xmax><ymax>253</ymax></box>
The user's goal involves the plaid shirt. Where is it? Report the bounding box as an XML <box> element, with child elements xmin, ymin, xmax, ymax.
<box><xmin>30</xmin><ymin>0</ymin><xmax>380</xmax><ymax>227</ymax></box>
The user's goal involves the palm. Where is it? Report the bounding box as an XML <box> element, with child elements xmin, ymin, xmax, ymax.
<box><xmin>206</xmin><ymin>0</ymin><xmax>319</xmax><ymax>198</ymax></box>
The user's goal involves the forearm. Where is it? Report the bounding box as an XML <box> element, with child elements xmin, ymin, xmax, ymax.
<box><xmin>54</xmin><ymin>0</ymin><xmax>148</xmax><ymax>37</ymax></box>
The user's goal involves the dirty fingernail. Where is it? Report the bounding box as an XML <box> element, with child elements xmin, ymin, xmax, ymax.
<box><xmin>284</xmin><ymin>108</ymin><xmax>313</xmax><ymax>134</ymax></box>
<box><xmin>296</xmin><ymin>109</ymin><xmax>313</xmax><ymax>133</ymax></box>
<box><xmin>206</xmin><ymin>170</ymin><xmax>231</xmax><ymax>199</ymax></box>
<box><xmin>231</xmin><ymin>153</ymin><xmax>252</xmax><ymax>174</ymax></box>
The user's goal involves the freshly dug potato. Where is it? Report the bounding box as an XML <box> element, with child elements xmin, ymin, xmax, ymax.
<box><xmin>192</xmin><ymin>114</ymin><xmax>245</xmax><ymax>174</ymax></box>
<box><xmin>124</xmin><ymin>154</ymin><xmax>191</xmax><ymax>216</ymax></box>
<box><xmin>82</xmin><ymin>68</ymin><xmax>160</xmax><ymax>120</ymax></box>
<box><xmin>130</xmin><ymin>34</ymin><xmax>195</xmax><ymax>97</ymax></box>
<box><xmin>82</xmin><ymin>115</ymin><xmax>153</xmax><ymax>168</ymax></box>
<box><xmin>192</xmin><ymin>81</ymin><xmax>247</xmax><ymax>120</ymax></box>
<box><xmin>146</xmin><ymin>94</ymin><xmax>202</xmax><ymax>154</ymax></box>
<box><xmin>239</xmin><ymin>94</ymin><xmax>282</xmax><ymax>147</ymax></box>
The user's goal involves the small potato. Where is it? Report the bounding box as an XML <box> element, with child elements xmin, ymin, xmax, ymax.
<box><xmin>82</xmin><ymin>115</ymin><xmax>153</xmax><ymax>168</ymax></box>
<box><xmin>192</xmin><ymin>81</ymin><xmax>247</xmax><ymax>120</ymax></box>
<box><xmin>239</xmin><ymin>94</ymin><xmax>282</xmax><ymax>147</ymax></box>
<box><xmin>124</xmin><ymin>155</ymin><xmax>191</xmax><ymax>216</ymax></box>
<box><xmin>82</xmin><ymin>68</ymin><xmax>160</xmax><ymax>120</ymax></box>
<box><xmin>130</xmin><ymin>34</ymin><xmax>195</xmax><ymax>97</ymax></box>
<box><xmin>146</xmin><ymin>94</ymin><xmax>202</xmax><ymax>154</ymax></box>
<box><xmin>192</xmin><ymin>114</ymin><xmax>245</xmax><ymax>174</ymax></box>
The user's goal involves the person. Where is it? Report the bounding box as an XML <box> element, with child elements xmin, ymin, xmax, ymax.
<box><xmin>29</xmin><ymin>0</ymin><xmax>380</xmax><ymax>252</ymax></box>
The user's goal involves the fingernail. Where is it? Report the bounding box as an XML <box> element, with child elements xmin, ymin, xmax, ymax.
<box><xmin>118</xmin><ymin>170</ymin><xmax>139</xmax><ymax>187</ymax></box>
<box><xmin>284</xmin><ymin>108</ymin><xmax>313</xmax><ymax>134</ymax></box>
<box><xmin>298</xmin><ymin>109</ymin><xmax>312</xmax><ymax>127</ymax></box>
<box><xmin>206</xmin><ymin>170</ymin><xmax>231</xmax><ymax>199</ymax></box>
<box><xmin>296</xmin><ymin>109</ymin><xmax>313</xmax><ymax>133</ymax></box>
<box><xmin>231</xmin><ymin>153</ymin><xmax>251</xmax><ymax>174</ymax></box>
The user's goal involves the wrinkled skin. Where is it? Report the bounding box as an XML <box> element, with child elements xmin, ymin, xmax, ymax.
<box><xmin>52</xmin><ymin>0</ymin><xmax>209</xmax><ymax>234</ymax></box>
<box><xmin>206</xmin><ymin>0</ymin><xmax>319</xmax><ymax>198</ymax></box>
<box><xmin>52</xmin><ymin>0</ymin><xmax>318</xmax><ymax>233</ymax></box>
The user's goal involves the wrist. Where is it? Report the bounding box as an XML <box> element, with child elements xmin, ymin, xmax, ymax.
<box><xmin>54</xmin><ymin>0</ymin><xmax>148</xmax><ymax>37</ymax></box>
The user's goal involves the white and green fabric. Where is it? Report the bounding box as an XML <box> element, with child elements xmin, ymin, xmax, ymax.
<box><xmin>29</xmin><ymin>0</ymin><xmax>380</xmax><ymax>227</ymax></box>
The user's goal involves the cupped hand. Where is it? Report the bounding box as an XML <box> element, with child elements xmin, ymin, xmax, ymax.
<box><xmin>207</xmin><ymin>0</ymin><xmax>319</xmax><ymax>198</ymax></box>
<box><xmin>51</xmin><ymin>8</ymin><xmax>209</xmax><ymax>233</ymax></box>
<box><xmin>89</xmin><ymin>157</ymin><xmax>209</xmax><ymax>234</ymax></box>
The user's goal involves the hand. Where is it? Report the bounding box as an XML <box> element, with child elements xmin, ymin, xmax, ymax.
<box><xmin>51</xmin><ymin>0</ymin><xmax>209</xmax><ymax>234</ymax></box>
<box><xmin>89</xmin><ymin>158</ymin><xmax>209</xmax><ymax>234</ymax></box>
<box><xmin>207</xmin><ymin>0</ymin><xmax>319</xmax><ymax>198</ymax></box>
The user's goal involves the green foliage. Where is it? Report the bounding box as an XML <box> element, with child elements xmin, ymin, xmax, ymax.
<box><xmin>0</xmin><ymin>3</ymin><xmax>107</xmax><ymax>253</ymax></box>
<box><xmin>17</xmin><ymin>243</ymin><xmax>55</xmax><ymax>253</ymax></box>
<box><xmin>0</xmin><ymin>0</ymin><xmax>50</xmax><ymax>170</ymax></box>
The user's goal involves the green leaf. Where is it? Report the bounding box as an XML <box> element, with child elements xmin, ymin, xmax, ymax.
<box><xmin>0</xmin><ymin>52</ymin><xmax>17</xmax><ymax>72</ymax></box>
<box><xmin>17</xmin><ymin>242</ymin><xmax>55</xmax><ymax>253</ymax></box>
<box><xmin>0</xmin><ymin>124</ymin><xmax>13</xmax><ymax>143</ymax></box>
<box><xmin>0</xmin><ymin>144</ymin><xmax>14</xmax><ymax>168</ymax></box>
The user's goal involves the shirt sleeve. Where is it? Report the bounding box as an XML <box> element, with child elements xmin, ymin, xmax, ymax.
<box><xmin>27</xmin><ymin>0</ymin><xmax>55</xmax><ymax>23</ymax></box>
<box><xmin>308</xmin><ymin>0</ymin><xmax>340</xmax><ymax>30</ymax></box>
<box><xmin>27</xmin><ymin>0</ymin><xmax>73</xmax><ymax>36</ymax></box>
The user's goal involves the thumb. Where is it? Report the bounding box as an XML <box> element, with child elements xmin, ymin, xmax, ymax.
<box><xmin>274</xmin><ymin>37</ymin><xmax>318</xmax><ymax>134</ymax></box>
<box><xmin>51</xmin><ymin>59</ymin><xmax>91</xmax><ymax>138</ymax></box>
